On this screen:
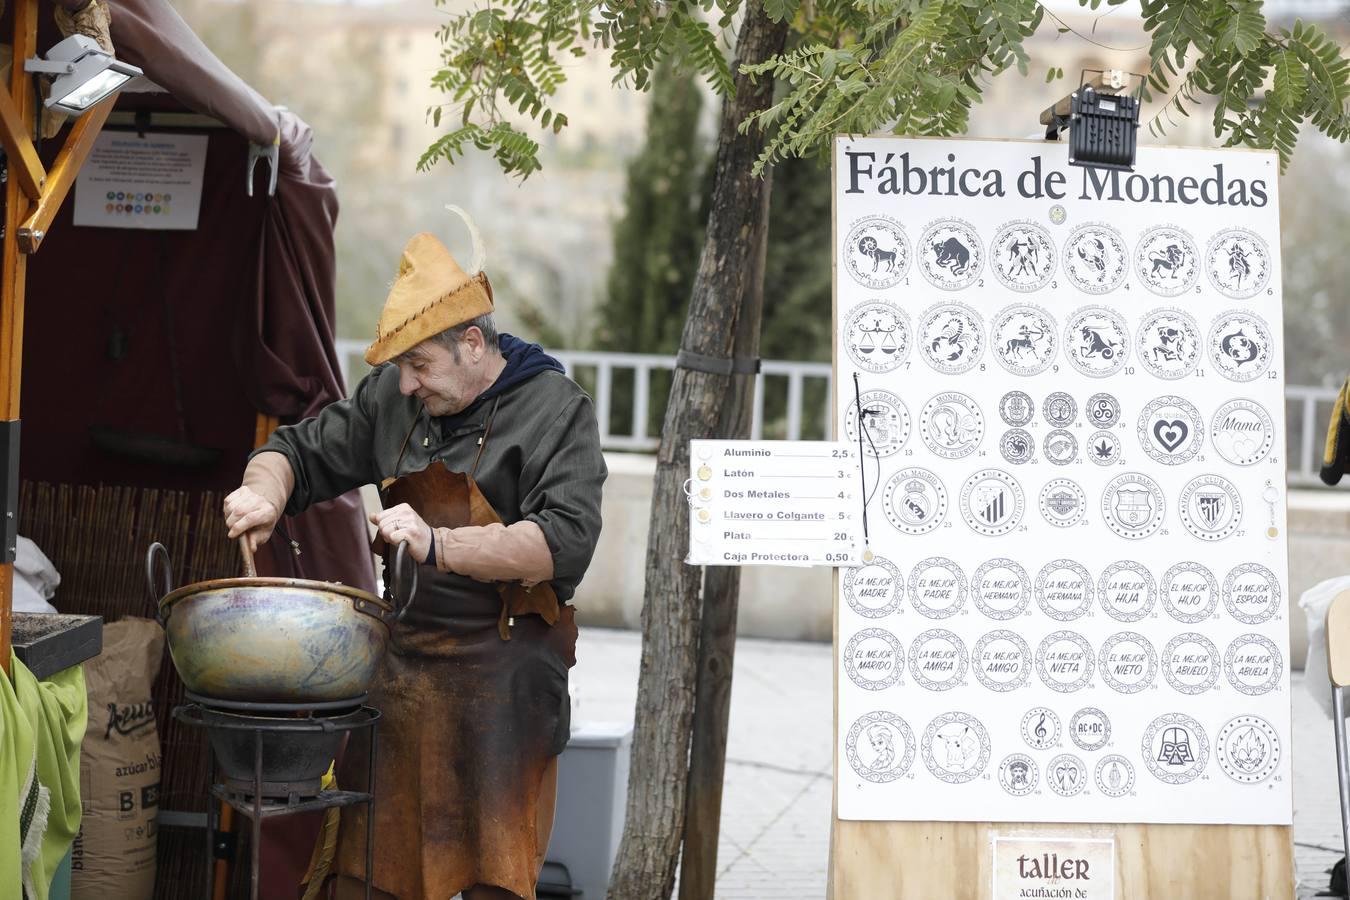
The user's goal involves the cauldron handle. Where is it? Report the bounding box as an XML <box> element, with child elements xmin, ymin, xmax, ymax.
<box><xmin>388</xmin><ymin>541</ymin><xmax>418</xmax><ymax>622</ymax></box>
<box><xmin>145</xmin><ymin>542</ymin><xmax>173</xmax><ymax>624</ymax></box>
<box><xmin>238</xmin><ymin>536</ymin><xmax>257</xmax><ymax>578</ymax></box>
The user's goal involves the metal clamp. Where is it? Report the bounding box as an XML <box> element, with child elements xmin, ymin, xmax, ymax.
<box><xmin>247</xmin><ymin>139</ymin><xmax>279</xmax><ymax>197</ymax></box>
<box><xmin>387</xmin><ymin>541</ymin><xmax>418</xmax><ymax>623</ymax></box>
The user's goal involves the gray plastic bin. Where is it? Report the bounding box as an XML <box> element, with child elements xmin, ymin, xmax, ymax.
<box><xmin>543</xmin><ymin>722</ymin><xmax>632</xmax><ymax>898</ymax></box>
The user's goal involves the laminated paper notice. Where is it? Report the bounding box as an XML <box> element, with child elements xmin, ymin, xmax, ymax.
<box><xmin>73</xmin><ymin>131</ymin><xmax>208</xmax><ymax>230</ymax></box>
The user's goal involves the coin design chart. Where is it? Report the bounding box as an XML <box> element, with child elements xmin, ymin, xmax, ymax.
<box><xmin>844</xmin><ymin>390</ymin><xmax>911</xmax><ymax>457</ymax></box>
<box><xmin>844</xmin><ymin>555</ymin><xmax>904</xmax><ymax>619</ymax></box>
<box><xmin>1215</xmin><ymin>715</ymin><xmax>1280</xmax><ymax>784</ymax></box>
<box><xmin>1098</xmin><ymin>632</ymin><xmax>1158</xmax><ymax>694</ymax></box>
<box><xmin>1098</xmin><ymin>561</ymin><xmax>1157</xmax><ymax>623</ymax></box>
<box><xmin>1137</xmin><ymin>395</ymin><xmax>1204</xmax><ymax>465</ymax></box>
<box><xmin>843</xmin><ymin>301</ymin><xmax>911</xmax><ymax>374</ymax></box>
<box><xmin>973</xmin><ymin>630</ymin><xmax>1032</xmax><ymax>692</ymax></box>
<box><xmin>1223</xmin><ymin>563</ymin><xmax>1281</xmax><ymax>625</ymax></box>
<box><xmin>1178</xmin><ymin>474</ymin><xmax>1243</xmax><ymax>542</ymax></box>
<box><xmin>1208</xmin><ymin>310</ymin><xmax>1273</xmax><ymax>382</ymax></box>
<box><xmin>1022</xmin><ymin>707</ymin><xmax>1061</xmax><ymax>750</ymax></box>
<box><xmin>999</xmin><ymin>390</ymin><xmax>1035</xmax><ymax>426</ymax></box>
<box><xmin>999</xmin><ymin>754</ymin><xmax>1039</xmax><ymax>796</ymax></box>
<box><xmin>1043</xmin><ymin>392</ymin><xmax>1077</xmax><ymax>427</ymax></box>
<box><xmin>972</xmin><ymin>558</ymin><xmax>1031</xmax><ymax>620</ymax></box>
<box><xmin>960</xmin><ymin>469</ymin><xmax>1025</xmax><ymax>536</ymax></box>
<box><xmin>908</xmin><ymin>557</ymin><xmax>968</xmax><ymax>619</ymax></box>
<box><xmin>1096</xmin><ymin>755</ymin><xmax>1136</xmax><ymax>797</ymax></box>
<box><xmin>846</xmin><ymin>711</ymin><xmax>916</xmax><ymax>783</ymax></box>
<box><xmin>1000</xmin><ymin>428</ymin><xmax>1035</xmax><ymax>465</ymax></box>
<box><xmin>991</xmin><ymin>220</ymin><xmax>1056</xmax><ymax>292</ymax></box>
<box><xmin>1063</xmin><ymin>222</ymin><xmax>1129</xmax><ymax>294</ymax></box>
<box><xmin>1039</xmin><ymin>479</ymin><xmax>1087</xmax><ymax>528</ymax></box>
<box><xmin>1070</xmin><ymin>707</ymin><xmax>1112</xmax><ymax>752</ymax></box>
<box><xmin>1064</xmin><ymin>306</ymin><xmax>1129</xmax><ymax>377</ymax></box>
<box><xmin>1160</xmin><ymin>562</ymin><xmax>1219</xmax><ymax>624</ymax></box>
<box><xmin>1036</xmin><ymin>631</ymin><xmax>1095</xmax><ymax>693</ymax></box>
<box><xmin>1136</xmin><ymin>308</ymin><xmax>1201</xmax><ymax>380</ymax></box>
<box><xmin>921</xmin><ymin>712</ymin><xmax>991</xmax><ymax>784</ymax></box>
<box><xmin>1211</xmin><ymin>399</ymin><xmax>1274</xmax><ymax>466</ymax></box>
<box><xmin>918</xmin><ymin>219</ymin><xmax>985</xmax><ymax>290</ymax></box>
<box><xmin>918</xmin><ymin>302</ymin><xmax>986</xmax><ymax>375</ymax></box>
<box><xmin>843</xmin><ymin>216</ymin><xmax>912</xmax><ymax>290</ymax></box>
<box><xmin>991</xmin><ymin>304</ymin><xmax>1057</xmax><ymax>376</ymax></box>
<box><xmin>1101</xmin><ymin>472</ymin><xmax>1165</xmax><ymax>539</ymax></box>
<box><xmin>1042</xmin><ymin>431</ymin><xmax>1077</xmax><ymax>466</ymax></box>
<box><xmin>882</xmin><ymin>468</ymin><xmax>948</xmax><ymax>536</ymax></box>
<box><xmin>1086</xmin><ymin>393</ymin><xmax>1121</xmax><ymax>429</ymax></box>
<box><xmin>1205</xmin><ymin>228</ymin><xmax>1272</xmax><ymax>300</ymax></box>
<box><xmin>1136</xmin><ymin>225</ymin><xmax>1200</xmax><ymax>297</ymax></box>
<box><xmin>909</xmin><ymin>629</ymin><xmax>970</xmax><ymax>691</ymax></box>
<box><xmin>1142</xmin><ymin>713</ymin><xmax>1210</xmax><ymax>785</ymax></box>
<box><xmin>1087</xmin><ymin>430</ymin><xmax>1123</xmax><ymax>466</ymax></box>
<box><xmin>844</xmin><ymin>628</ymin><xmax>906</xmax><ymax>691</ymax></box>
<box><xmin>1047</xmin><ymin>753</ymin><xmax>1088</xmax><ymax>797</ymax></box>
<box><xmin>1224</xmin><ymin>634</ymin><xmax>1282</xmax><ymax>696</ymax></box>
<box><xmin>1162</xmin><ymin>633</ymin><xmax>1220</xmax><ymax>695</ymax></box>
<box><xmin>920</xmin><ymin>392</ymin><xmax>985</xmax><ymax>459</ymax></box>
<box><xmin>1035</xmin><ymin>560</ymin><xmax>1094</xmax><ymax>621</ymax></box>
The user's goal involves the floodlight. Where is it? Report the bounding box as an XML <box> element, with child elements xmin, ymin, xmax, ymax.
<box><xmin>25</xmin><ymin>34</ymin><xmax>143</xmax><ymax>116</ymax></box>
<box><xmin>1040</xmin><ymin>70</ymin><xmax>1142</xmax><ymax>172</ymax></box>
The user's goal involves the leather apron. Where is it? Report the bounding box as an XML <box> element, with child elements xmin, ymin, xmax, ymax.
<box><xmin>330</xmin><ymin>403</ymin><xmax>577</xmax><ymax>899</ymax></box>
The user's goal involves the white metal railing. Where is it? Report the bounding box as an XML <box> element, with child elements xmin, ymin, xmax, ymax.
<box><xmin>333</xmin><ymin>339</ymin><xmax>1339</xmax><ymax>487</ymax></box>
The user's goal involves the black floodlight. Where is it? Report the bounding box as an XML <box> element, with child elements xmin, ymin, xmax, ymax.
<box><xmin>1040</xmin><ymin>69</ymin><xmax>1142</xmax><ymax>172</ymax></box>
<box><xmin>25</xmin><ymin>34</ymin><xmax>143</xmax><ymax>116</ymax></box>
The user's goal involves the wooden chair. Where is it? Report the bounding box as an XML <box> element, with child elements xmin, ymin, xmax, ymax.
<box><xmin>1327</xmin><ymin>589</ymin><xmax>1350</xmax><ymax>897</ymax></box>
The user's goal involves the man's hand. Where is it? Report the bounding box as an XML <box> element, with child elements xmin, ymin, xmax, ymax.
<box><xmin>371</xmin><ymin>503</ymin><xmax>433</xmax><ymax>564</ymax></box>
<box><xmin>224</xmin><ymin>486</ymin><xmax>281</xmax><ymax>553</ymax></box>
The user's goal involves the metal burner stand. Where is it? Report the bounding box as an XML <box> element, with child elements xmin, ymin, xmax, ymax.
<box><xmin>173</xmin><ymin>693</ymin><xmax>381</xmax><ymax>900</ymax></box>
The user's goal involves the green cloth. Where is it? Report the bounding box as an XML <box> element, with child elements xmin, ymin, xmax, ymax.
<box><xmin>0</xmin><ymin>655</ymin><xmax>86</xmax><ymax>900</ymax></box>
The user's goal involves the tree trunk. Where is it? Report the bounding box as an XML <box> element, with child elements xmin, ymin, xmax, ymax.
<box><xmin>606</xmin><ymin>5</ymin><xmax>788</xmax><ymax>899</ymax></box>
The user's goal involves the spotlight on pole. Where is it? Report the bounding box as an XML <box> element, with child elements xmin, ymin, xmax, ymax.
<box><xmin>25</xmin><ymin>34</ymin><xmax>143</xmax><ymax>116</ymax></box>
<box><xmin>1040</xmin><ymin>69</ymin><xmax>1142</xmax><ymax>172</ymax></box>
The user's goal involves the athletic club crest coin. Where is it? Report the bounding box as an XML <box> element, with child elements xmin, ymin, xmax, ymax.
<box><xmin>1208</xmin><ymin>310</ymin><xmax>1273</xmax><ymax>382</ymax></box>
<box><xmin>1064</xmin><ymin>305</ymin><xmax>1129</xmax><ymax>377</ymax></box>
<box><xmin>918</xmin><ymin>302</ymin><xmax>985</xmax><ymax>375</ymax></box>
<box><xmin>845</xmin><ymin>711</ymin><xmax>916</xmax><ymax>783</ymax></box>
<box><xmin>1063</xmin><ymin>222</ymin><xmax>1128</xmax><ymax>294</ymax></box>
<box><xmin>918</xmin><ymin>219</ymin><xmax>984</xmax><ymax>290</ymax></box>
<box><xmin>920</xmin><ymin>392</ymin><xmax>985</xmax><ymax>459</ymax></box>
<box><xmin>1205</xmin><ymin>228</ymin><xmax>1272</xmax><ymax>299</ymax></box>
<box><xmin>1178</xmin><ymin>474</ymin><xmax>1242</xmax><ymax>541</ymax></box>
<box><xmin>991</xmin><ymin>220</ymin><xmax>1056</xmax><ymax>292</ymax></box>
<box><xmin>1137</xmin><ymin>395</ymin><xmax>1204</xmax><ymax>465</ymax></box>
<box><xmin>843</xmin><ymin>300</ymin><xmax>911</xmax><ymax>373</ymax></box>
<box><xmin>844</xmin><ymin>389</ymin><xmax>911</xmax><ymax>457</ymax></box>
<box><xmin>1142</xmin><ymin>713</ymin><xmax>1209</xmax><ymax>785</ymax></box>
<box><xmin>1136</xmin><ymin>308</ymin><xmax>1201</xmax><ymax>380</ymax></box>
<box><xmin>960</xmin><ymin>469</ymin><xmax>1025</xmax><ymax>536</ymax></box>
<box><xmin>1136</xmin><ymin>225</ymin><xmax>1199</xmax><ymax>297</ymax></box>
<box><xmin>992</xmin><ymin>304</ymin><xmax>1057</xmax><ymax>376</ymax></box>
<box><xmin>843</xmin><ymin>216</ymin><xmax>912</xmax><ymax>290</ymax></box>
<box><xmin>882</xmin><ymin>468</ymin><xmax>948</xmax><ymax>536</ymax></box>
<box><xmin>1101</xmin><ymin>472</ymin><xmax>1164</xmax><ymax>539</ymax></box>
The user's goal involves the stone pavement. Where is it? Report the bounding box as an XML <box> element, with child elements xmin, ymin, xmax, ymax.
<box><xmin>572</xmin><ymin>625</ymin><xmax>1349</xmax><ymax>899</ymax></box>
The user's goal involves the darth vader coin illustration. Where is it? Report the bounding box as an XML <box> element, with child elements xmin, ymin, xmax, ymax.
<box><xmin>991</xmin><ymin>220</ymin><xmax>1056</xmax><ymax>292</ymax></box>
<box><xmin>1095</xmin><ymin>755</ymin><xmax>1135</xmax><ymax>797</ymax></box>
<box><xmin>844</xmin><ymin>390</ymin><xmax>911</xmax><ymax>457</ymax></box>
<box><xmin>1086</xmin><ymin>393</ymin><xmax>1121</xmax><ymax>429</ymax></box>
<box><xmin>844</xmin><ymin>555</ymin><xmax>904</xmax><ymax>619</ymax></box>
<box><xmin>1142</xmin><ymin>713</ymin><xmax>1210</xmax><ymax>785</ymax></box>
<box><xmin>908</xmin><ymin>557</ymin><xmax>967</xmax><ymax>619</ymax></box>
<box><xmin>1039</xmin><ymin>479</ymin><xmax>1086</xmax><ymax>528</ymax></box>
<box><xmin>1098</xmin><ymin>632</ymin><xmax>1157</xmax><ymax>694</ymax></box>
<box><xmin>920</xmin><ymin>392</ymin><xmax>985</xmax><ymax>459</ymax></box>
<box><xmin>1000</xmin><ymin>428</ymin><xmax>1035</xmax><ymax>465</ymax></box>
<box><xmin>909</xmin><ymin>629</ymin><xmax>969</xmax><ymax>691</ymax></box>
<box><xmin>1043</xmin><ymin>392</ymin><xmax>1077</xmax><ymax>427</ymax></box>
<box><xmin>1036</xmin><ymin>631</ymin><xmax>1094</xmax><ymax>693</ymax></box>
<box><xmin>1022</xmin><ymin>707</ymin><xmax>1061</xmax><ymax>750</ymax></box>
<box><xmin>1063</xmin><ymin>222</ymin><xmax>1129</xmax><ymax>294</ymax></box>
<box><xmin>999</xmin><ymin>753</ymin><xmax>1039</xmax><ymax>796</ymax></box>
<box><xmin>1223</xmin><ymin>563</ymin><xmax>1281</xmax><ymax>625</ymax></box>
<box><xmin>1205</xmin><ymin>228</ymin><xmax>1272</xmax><ymax>299</ymax></box>
<box><xmin>882</xmin><ymin>468</ymin><xmax>948</xmax><ymax>536</ymax></box>
<box><xmin>1161</xmin><ymin>562</ymin><xmax>1219</xmax><ymax>624</ymax></box>
<box><xmin>1070</xmin><ymin>708</ymin><xmax>1112</xmax><ymax>752</ymax></box>
<box><xmin>918</xmin><ymin>302</ymin><xmax>986</xmax><ymax>375</ymax></box>
<box><xmin>1098</xmin><ymin>561</ymin><xmax>1156</xmax><ymax>622</ymax></box>
<box><xmin>1178</xmin><ymin>474</ymin><xmax>1242</xmax><ymax>541</ymax></box>
<box><xmin>999</xmin><ymin>390</ymin><xmax>1035</xmax><ymax>427</ymax></box>
<box><xmin>1208</xmin><ymin>310</ymin><xmax>1273</xmax><ymax>382</ymax></box>
<box><xmin>1224</xmin><ymin>634</ymin><xmax>1282</xmax><ymax>695</ymax></box>
<box><xmin>973</xmin><ymin>630</ymin><xmax>1032</xmax><ymax>692</ymax></box>
<box><xmin>843</xmin><ymin>301</ymin><xmax>912</xmax><ymax>374</ymax></box>
<box><xmin>845</xmin><ymin>711</ymin><xmax>916</xmax><ymax>783</ymax></box>
<box><xmin>1064</xmin><ymin>305</ymin><xmax>1129</xmax><ymax>377</ymax></box>
<box><xmin>1216</xmin><ymin>715</ymin><xmax>1280</xmax><ymax>784</ymax></box>
<box><xmin>1136</xmin><ymin>308</ymin><xmax>1201</xmax><ymax>380</ymax></box>
<box><xmin>1087</xmin><ymin>430</ymin><xmax>1122</xmax><ymax>466</ymax></box>
<box><xmin>1212</xmin><ymin>399</ymin><xmax>1274</xmax><ymax>466</ymax></box>
<box><xmin>1137</xmin><ymin>395</ymin><xmax>1204</xmax><ymax>465</ymax></box>
<box><xmin>1047</xmin><ymin>753</ymin><xmax>1087</xmax><ymax>797</ymax></box>
<box><xmin>1035</xmin><ymin>560</ymin><xmax>1093</xmax><ymax>621</ymax></box>
<box><xmin>960</xmin><ymin>469</ymin><xmax>1025</xmax><ymax>536</ymax></box>
<box><xmin>1162</xmin><ymin>632</ymin><xmax>1220</xmax><ymax>695</ymax></box>
<box><xmin>844</xmin><ymin>628</ymin><xmax>905</xmax><ymax>691</ymax></box>
<box><xmin>972</xmin><ymin>558</ymin><xmax>1031</xmax><ymax>620</ymax></box>
<box><xmin>1136</xmin><ymin>225</ymin><xmax>1199</xmax><ymax>297</ymax></box>
<box><xmin>921</xmin><ymin>712</ymin><xmax>991</xmax><ymax>784</ymax></box>
<box><xmin>992</xmin><ymin>304</ymin><xmax>1057</xmax><ymax>376</ymax></box>
<box><xmin>843</xmin><ymin>216</ymin><xmax>912</xmax><ymax>290</ymax></box>
<box><xmin>918</xmin><ymin>219</ymin><xmax>984</xmax><ymax>290</ymax></box>
<box><xmin>1101</xmin><ymin>472</ymin><xmax>1164</xmax><ymax>539</ymax></box>
<box><xmin>1043</xmin><ymin>429</ymin><xmax>1078</xmax><ymax>466</ymax></box>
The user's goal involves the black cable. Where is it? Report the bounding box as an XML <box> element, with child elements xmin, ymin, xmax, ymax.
<box><xmin>851</xmin><ymin>372</ymin><xmax>882</xmax><ymax>556</ymax></box>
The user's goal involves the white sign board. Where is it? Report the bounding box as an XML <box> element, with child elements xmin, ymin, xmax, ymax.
<box><xmin>992</xmin><ymin>837</ymin><xmax>1115</xmax><ymax>900</ymax></box>
<box><xmin>834</xmin><ymin>137</ymin><xmax>1290</xmax><ymax>826</ymax></box>
<box><xmin>73</xmin><ymin>131</ymin><xmax>208</xmax><ymax>230</ymax></box>
<box><xmin>687</xmin><ymin>440</ymin><xmax>863</xmax><ymax>566</ymax></box>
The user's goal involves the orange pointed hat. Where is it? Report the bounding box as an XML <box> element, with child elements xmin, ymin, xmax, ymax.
<box><xmin>363</xmin><ymin>206</ymin><xmax>494</xmax><ymax>365</ymax></box>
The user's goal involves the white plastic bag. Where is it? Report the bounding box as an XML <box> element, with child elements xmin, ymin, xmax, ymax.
<box><xmin>13</xmin><ymin>535</ymin><xmax>58</xmax><ymax>614</ymax></box>
<box><xmin>1300</xmin><ymin>575</ymin><xmax>1350</xmax><ymax>718</ymax></box>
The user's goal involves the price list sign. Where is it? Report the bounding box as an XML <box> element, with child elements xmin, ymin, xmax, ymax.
<box><xmin>686</xmin><ymin>440</ymin><xmax>863</xmax><ymax>567</ymax></box>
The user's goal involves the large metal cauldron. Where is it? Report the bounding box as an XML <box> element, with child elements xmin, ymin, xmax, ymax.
<box><xmin>147</xmin><ymin>540</ymin><xmax>415</xmax><ymax>703</ymax></box>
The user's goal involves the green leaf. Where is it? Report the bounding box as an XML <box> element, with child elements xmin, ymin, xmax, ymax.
<box><xmin>764</xmin><ymin>0</ymin><xmax>799</xmax><ymax>23</ymax></box>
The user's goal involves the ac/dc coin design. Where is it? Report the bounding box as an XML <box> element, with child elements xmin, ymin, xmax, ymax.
<box><xmin>1137</xmin><ymin>395</ymin><xmax>1204</xmax><ymax>465</ymax></box>
<box><xmin>1212</xmin><ymin>399</ymin><xmax>1274</xmax><ymax>466</ymax></box>
<box><xmin>921</xmin><ymin>711</ymin><xmax>991</xmax><ymax>784</ymax></box>
<box><xmin>1039</xmin><ymin>479</ymin><xmax>1086</xmax><ymax>528</ymax></box>
<box><xmin>1208</xmin><ymin>310</ymin><xmax>1273</xmax><ymax>382</ymax></box>
<box><xmin>882</xmin><ymin>468</ymin><xmax>948</xmax><ymax>536</ymax></box>
<box><xmin>1000</xmin><ymin>428</ymin><xmax>1035</xmax><ymax>465</ymax></box>
<box><xmin>1161</xmin><ymin>562</ymin><xmax>1219</xmax><ymax>624</ymax></box>
<box><xmin>991</xmin><ymin>220</ymin><xmax>1056</xmax><ymax>292</ymax></box>
<box><xmin>1098</xmin><ymin>561</ymin><xmax>1157</xmax><ymax>623</ymax></box>
<box><xmin>1136</xmin><ymin>225</ymin><xmax>1199</xmax><ymax>297</ymax></box>
<box><xmin>973</xmin><ymin>630</ymin><xmax>1032</xmax><ymax>692</ymax></box>
<box><xmin>1101</xmin><ymin>472</ymin><xmax>1165</xmax><ymax>539</ymax></box>
<box><xmin>992</xmin><ymin>304</ymin><xmax>1058</xmax><ymax>376</ymax></box>
<box><xmin>844</xmin><ymin>555</ymin><xmax>904</xmax><ymax>619</ymax></box>
<box><xmin>844</xmin><ymin>390</ymin><xmax>911</xmax><ymax>457</ymax></box>
<box><xmin>918</xmin><ymin>219</ymin><xmax>985</xmax><ymax>290</ymax></box>
<box><xmin>843</xmin><ymin>301</ymin><xmax>912</xmax><ymax>374</ymax></box>
<box><xmin>1034</xmin><ymin>561</ymin><xmax>1095</xmax><ymax>623</ymax></box>
<box><xmin>1136</xmin><ymin>308</ymin><xmax>1201</xmax><ymax>380</ymax></box>
<box><xmin>1070</xmin><ymin>707</ymin><xmax>1112</xmax><ymax>752</ymax></box>
<box><xmin>1063</xmin><ymin>222</ymin><xmax>1129</xmax><ymax>294</ymax></box>
<box><xmin>1205</xmin><ymin>228</ymin><xmax>1272</xmax><ymax>300</ymax></box>
<box><xmin>1223</xmin><ymin>563</ymin><xmax>1281</xmax><ymax>625</ymax></box>
<box><xmin>1178</xmin><ymin>474</ymin><xmax>1243</xmax><ymax>541</ymax></box>
<box><xmin>1036</xmin><ymin>631</ymin><xmax>1095</xmax><ymax>693</ymax></box>
<box><xmin>1022</xmin><ymin>707</ymin><xmax>1061</xmax><ymax>750</ymax></box>
<box><xmin>918</xmin><ymin>302</ymin><xmax>986</xmax><ymax>375</ymax></box>
<box><xmin>908</xmin><ymin>557</ymin><xmax>967</xmax><ymax>619</ymax></box>
<box><xmin>843</xmin><ymin>216</ymin><xmax>912</xmax><ymax>290</ymax></box>
<box><xmin>999</xmin><ymin>390</ymin><xmax>1035</xmax><ymax>427</ymax></box>
<box><xmin>844</xmin><ymin>628</ymin><xmax>905</xmax><ymax>691</ymax></box>
<box><xmin>1088</xmin><ymin>430</ymin><xmax>1122</xmax><ymax>466</ymax></box>
<box><xmin>1142</xmin><ymin>713</ymin><xmax>1210</xmax><ymax>785</ymax></box>
<box><xmin>1162</xmin><ymin>632</ymin><xmax>1220</xmax><ymax>695</ymax></box>
<box><xmin>1096</xmin><ymin>755</ymin><xmax>1135</xmax><ymax>797</ymax></box>
<box><xmin>972</xmin><ymin>558</ymin><xmax>1031</xmax><ymax>620</ymax></box>
<box><xmin>1043</xmin><ymin>429</ymin><xmax>1078</xmax><ymax>466</ymax></box>
<box><xmin>1086</xmin><ymin>393</ymin><xmax>1121</xmax><ymax>429</ymax></box>
<box><xmin>920</xmin><ymin>392</ymin><xmax>985</xmax><ymax>459</ymax></box>
<box><xmin>1043</xmin><ymin>392</ymin><xmax>1077</xmax><ymax>427</ymax></box>
<box><xmin>1098</xmin><ymin>632</ymin><xmax>1157</xmax><ymax>694</ymax></box>
<box><xmin>999</xmin><ymin>753</ymin><xmax>1039</xmax><ymax>796</ymax></box>
<box><xmin>960</xmin><ymin>469</ymin><xmax>1025</xmax><ymax>536</ymax></box>
<box><xmin>1224</xmin><ymin>634</ymin><xmax>1282</xmax><ymax>695</ymax></box>
<box><xmin>909</xmin><ymin>629</ymin><xmax>969</xmax><ymax>691</ymax></box>
<box><xmin>845</xmin><ymin>711</ymin><xmax>916</xmax><ymax>783</ymax></box>
<box><xmin>1064</xmin><ymin>306</ymin><xmax>1129</xmax><ymax>377</ymax></box>
<box><xmin>1047</xmin><ymin>753</ymin><xmax>1087</xmax><ymax>797</ymax></box>
<box><xmin>1216</xmin><ymin>715</ymin><xmax>1281</xmax><ymax>784</ymax></box>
